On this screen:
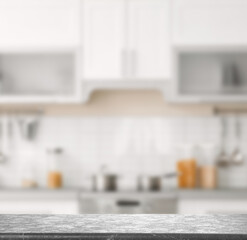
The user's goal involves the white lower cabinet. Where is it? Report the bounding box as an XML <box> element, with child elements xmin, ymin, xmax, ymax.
<box><xmin>178</xmin><ymin>199</ymin><xmax>247</xmax><ymax>214</ymax></box>
<box><xmin>0</xmin><ymin>200</ymin><xmax>79</xmax><ymax>214</ymax></box>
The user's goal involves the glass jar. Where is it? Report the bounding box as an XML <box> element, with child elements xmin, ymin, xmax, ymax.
<box><xmin>177</xmin><ymin>145</ymin><xmax>197</xmax><ymax>189</ymax></box>
<box><xmin>19</xmin><ymin>141</ymin><xmax>38</xmax><ymax>188</ymax></box>
<box><xmin>47</xmin><ymin>148</ymin><xmax>63</xmax><ymax>189</ymax></box>
<box><xmin>198</xmin><ymin>144</ymin><xmax>217</xmax><ymax>189</ymax></box>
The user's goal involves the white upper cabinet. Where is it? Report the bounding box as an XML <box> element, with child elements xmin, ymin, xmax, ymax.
<box><xmin>173</xmin><ymin>0</ymin><xmax>247</xmax><ymax>46</ymax></box>
<box><xmin>0</xmin><ymin>0</ymin><xmax>80</xmax><ymax>50</ymax></box>
<box><xmin>128</xmin><ymin>0</ymin><xmax>171</xmax><ymax>79</ymax></box>
<box><xmin>83</xmin><ymin>0</ymin><xmax>171</xmax><ymax>81</ymax></box>
<box><xmin>0</xmin><ymin>0</ymin><xmax>81</xmax><ymax>103</ymax></box>
<box><xmin>83</xmin><ymin>0</ymin><xmax>125</xmax><ymax>80</ymax></box>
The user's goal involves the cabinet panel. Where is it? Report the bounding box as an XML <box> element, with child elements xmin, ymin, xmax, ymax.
<box><xmin>178</xmin><ymin>199</ymin><xmax>247</xmax><ymax>214</ymax></box>
<box><xmin>173</xmin><ymin>0</ymin><xmax>247</xmax><ymax>46</ymax></box>
<box><xmin>0</xmin><ymin>53</ymin><xmax>75</xmax><ymax>96</ymax></box>
<box><xmin>83</xmin><ymin>0</ymin><xmax>125</xmax><ymax>80</ymax></box>
<box><xmin>0</xmin><ymin>200</ymin><xmax>79</xmax><ymax>214</ymax></box>
<box><xmin>79</xmin><ymin>197</ymin><xmax>177</xmax><ymax>214</ymax></box>
<box><xmin>0</xmin><ymin>0</ymin><xmax>80</xmax><ymax>49</ymax></box>
<box><xmin>128</xmin><ymin>0</ymin><xmax>171</xmax><ymax>79</ymax></box>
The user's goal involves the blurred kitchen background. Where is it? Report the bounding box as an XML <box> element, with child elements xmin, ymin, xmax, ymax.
<box><xmin>1</xmin><ymin>0</ymin><xmax>247</xmax><ymax>214</ymax></box>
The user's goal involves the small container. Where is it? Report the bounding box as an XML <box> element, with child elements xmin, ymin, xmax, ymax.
<box><xmin>21</xmin><ymin>167</ymin><xmax>37</xmax><ymax>188</ymax></box>
<box><xmin>149</xmin><ymin>176</ymin><xmax>162</xmax><ymax>191</ymax></box>
<box><xmin>177</xmin><ymin>159</ymin><xmax>197</xmax><ymax>188</ymax></box>
<box><xmin>198</xmin><ymin>144</ymin><xmax>218</xmax><ymax>189</ymax></box>
<box><xmin>20</xmin><ymin>141</ymin><xmax>38</xmax><ymax>188</ymax></box>
<box><xmin>47</xmin><ymin>148</ymin><xmax>63</xmax><ymax>189</ymax></box>
<box><xmin>199</xmin><ymin>166</ymin><xmax>217</xmax><ymax>189</ymax></box>
<box><xmin>177</xmin><ymin>145</ymin><xmax>197</xmax><ymax>188</ymax></box>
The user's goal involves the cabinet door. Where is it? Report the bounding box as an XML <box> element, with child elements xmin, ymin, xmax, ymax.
<box><xmin>173</xmin><ymin>0</ymin><xmax>247</xmax><ymax>46</ymax></box>
<box><xmin>128</xmin><ymin>0</ymin><xmax>171</xmax><ymax>79</ymax></box>
<box><xmin>178</xmin><ymin>199</ymin><xmax>247</xmax><ymax>214</ymax></box>
<box><xmin>0</xmin><ymin>200</ymin><xmax>79</xmax><ymax>214</ymax></box>
<box><xmin>83</xmin><ymin>0</ymin><xmax>125</xmax><ymax>80</ymax></box>
<box><xmin>0</xmin><ymin>0</ymin><xmax>80</xmax><ymax>49</ymax></box>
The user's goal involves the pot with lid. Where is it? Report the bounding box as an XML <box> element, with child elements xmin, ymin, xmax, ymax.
<box><xmin>93</xmin><ymin>165</ymin><xmax>119</xmax><ymax>191</ymax></box>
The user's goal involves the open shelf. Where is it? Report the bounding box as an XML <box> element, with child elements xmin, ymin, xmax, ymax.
<box><xmin>177</xmin><ymin>51</ymin><xmax>247</xmax><ymax>97</ymax></box>
<box><xmin>0</xmin><ymin>51</ymin><xmax>80</xmax><ymax>103</ymax></box>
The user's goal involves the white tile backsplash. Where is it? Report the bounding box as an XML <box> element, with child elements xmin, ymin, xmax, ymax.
<box><xmin>0</xmin><ymin>115</ymin><xmax>247</xmax><ymax>189</ymax></box>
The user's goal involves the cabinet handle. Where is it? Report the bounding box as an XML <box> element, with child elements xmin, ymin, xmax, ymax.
<box><xmin>131</xmin><ymin>50</ymin><xmax>137</xmax><ymax>77</ymax></box>
<box><xmin>116</xmin><ymin>200</ymin><xmax>140</xmax><ymax>207</ymax></box>
<box><xmin>121</xmin><ymin>49</ymin><xmax>127</xmax><ymax>77</ymax></box>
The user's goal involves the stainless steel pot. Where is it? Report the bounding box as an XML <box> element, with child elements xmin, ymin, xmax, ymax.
<box><xmin>93</xmin><ymin>174</ymin><xmax>118</xmax><ymax>192</ymax></box>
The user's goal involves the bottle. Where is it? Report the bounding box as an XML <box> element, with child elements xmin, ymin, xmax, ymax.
<box><xmin>47</xmin><ymin>148</ymin><xmax>63</xmax><ymax>189</ymax></box>
<box><xmin>20</xmin><ymin>141</ymin><xmax>38</xmax><ymax>188</ymax></box>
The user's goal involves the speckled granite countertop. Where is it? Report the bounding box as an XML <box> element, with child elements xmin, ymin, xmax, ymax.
<box><xmin>0</xmin><ymin>215</ymin><xmax>247</xmax><ymax>239</ymax></box>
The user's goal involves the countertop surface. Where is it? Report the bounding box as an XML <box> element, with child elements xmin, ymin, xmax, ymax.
<box><xmin>0</xmin><ymin>215</ymin><xmax>247</xmax><ymax>239</ymax></box>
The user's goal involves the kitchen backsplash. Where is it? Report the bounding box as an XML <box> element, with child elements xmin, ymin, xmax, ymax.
<box><xmin>0</xmin><ymin>115</ymin><xmax>247</xmax><ymax>189</ymax></box>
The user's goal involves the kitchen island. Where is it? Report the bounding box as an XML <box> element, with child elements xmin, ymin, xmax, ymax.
<box><xmin>0</xmin><ymin>215</ymin><xmax>247</xmax><ymax>239</ymax></box>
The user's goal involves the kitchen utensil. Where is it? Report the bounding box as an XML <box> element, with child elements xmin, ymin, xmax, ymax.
<box><xmin>0</xmin><ymin>152</ymin><xmax>6</xmax><ymax>163</ymax></box>
<box><xmin>216</xmin><ymin>117</ymin><xmax>229</xmax><ymax>167</ymax></box>
<box><xmin>94</xmin><ymin>165</ymin><xmax>119</xmax><ymax>191</ymax></box>
<box><xmin>149</xmin><ymin>176</ymin><xmax>162</xmax><ymax>191</ymax></box>
<box><xmin>163</xmin><ymin>172</ymin><xmax>180</xmax><ymax>178</ymax></box>
<box><xmin>0</xmin><ymin>115</ymin><xmax>9</xmax><ymax>163</ymax></box>
<box><xmin>104</xmin><ymin>174</ymin><xmax>118</xmax><ymax>191</ymax></box>
<box><xmin>230</xmin><ymin>116</ymin><xmax>244</xmax><ymax>165</ymax></box>
<box><xmin>94</xmin><ymin>174</ymin><xmax>118</xmax><ymax>192</ymax></box>
<box><xmin>0</xmin><ymin>148</ymin><xmax>6</xmax><ymax>163</ymax></box>
<box><xmin>223</xmin><ymin>63</ymin><xmax>242</xmax><ymax>92</ymax></box>
<box><xmin>138</xmin><ymin>172</ymin><xmax>180</xmax><ymax>192</ymax></box>
<box><xmin>17</xmin><ymin>114</ymin><xmax>40</xmax><ymax>141</ymax></box>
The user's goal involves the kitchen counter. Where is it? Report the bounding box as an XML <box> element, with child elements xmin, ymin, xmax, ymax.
<box><xmin>178</xmin><ymin>189</ymin><xmax>247</xmax><ymax>199</ymax></box>
<box><xmin>0</xmin><ymin>188</ymin><xmax>80</xmax><ymax>200</ymax></box>
<box><xmin>0</xmin><ymin>215</ymin><xmax>247</xmax><ymax>239</ymax></box>
<box><xmin>0</xmin><ymin>188</ymin><xmax>247</xmax><ymax>200</ymax></box>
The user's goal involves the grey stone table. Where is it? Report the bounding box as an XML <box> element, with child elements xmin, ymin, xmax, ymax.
<box><xmin>0</xmin><ymin>215</ymin><xmax>247</xmax><ymax>239</ymax></box>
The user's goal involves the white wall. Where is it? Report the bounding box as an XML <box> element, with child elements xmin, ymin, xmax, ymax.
<box><xmin>0</xmin><ymin>115</ymin><xmax>246</xmax><ymax>190</ymax></box>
